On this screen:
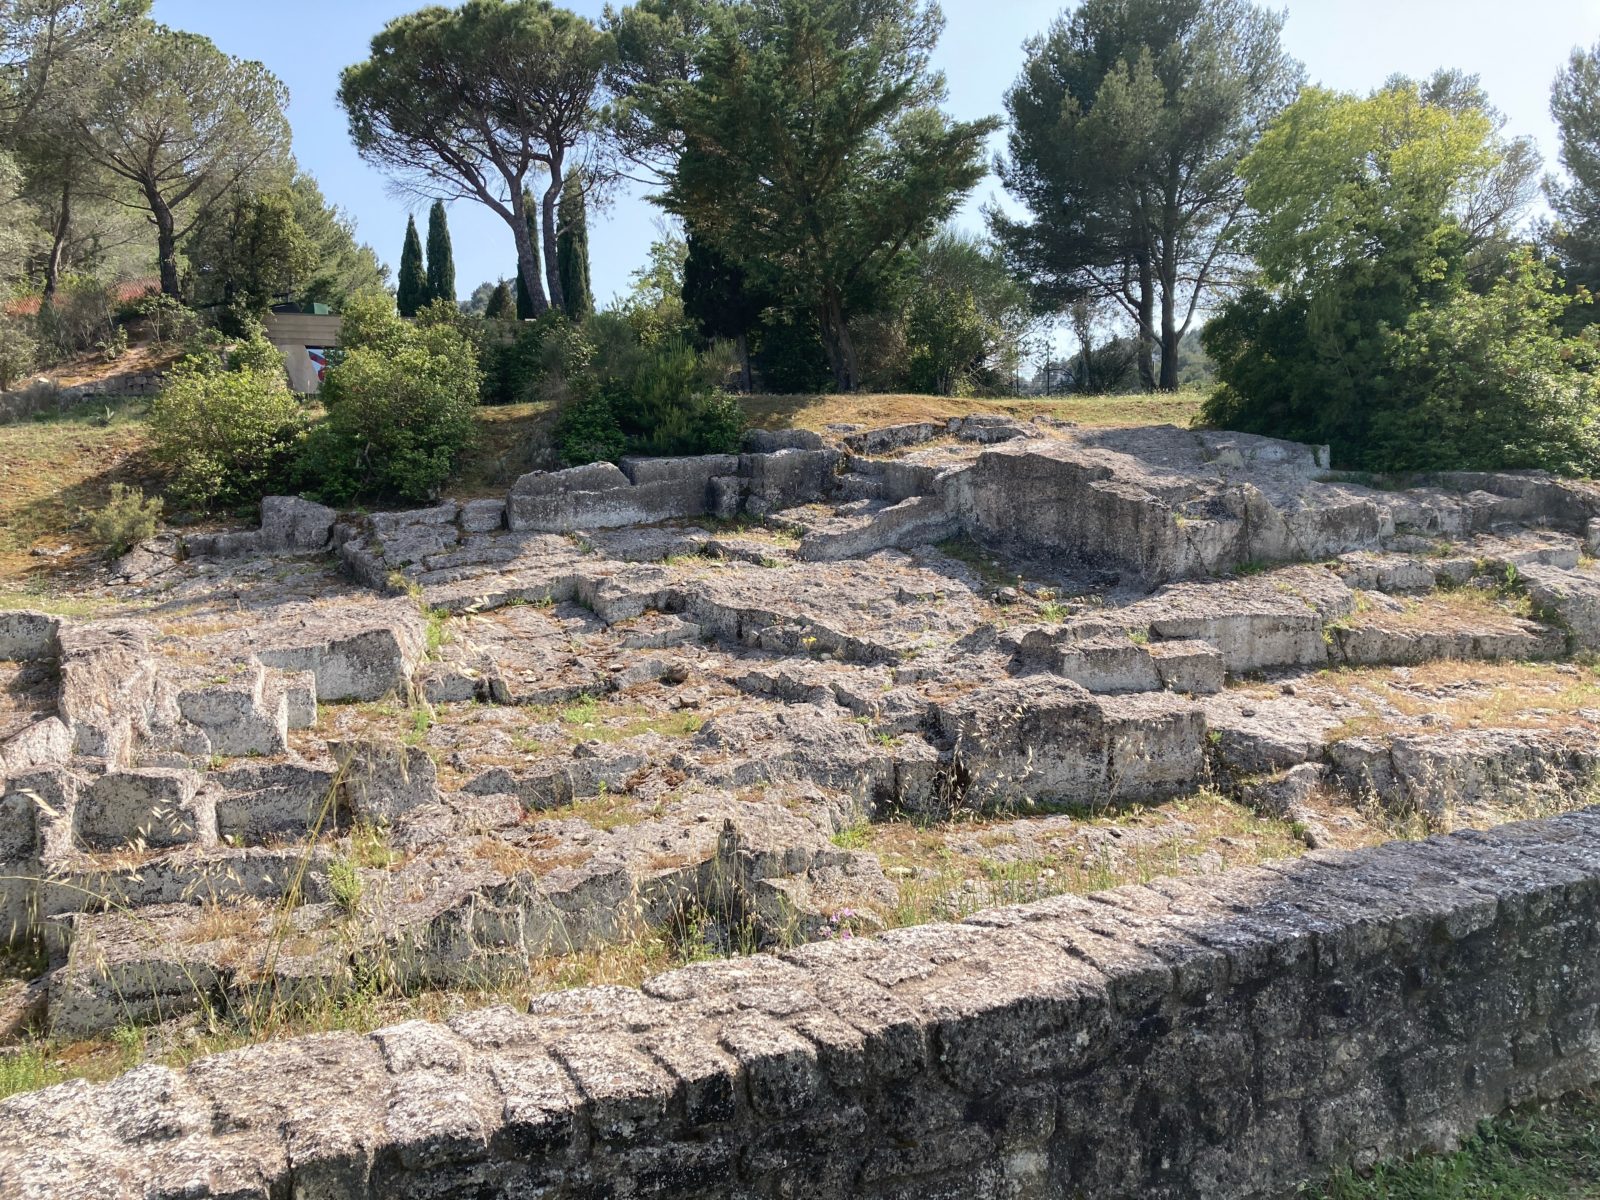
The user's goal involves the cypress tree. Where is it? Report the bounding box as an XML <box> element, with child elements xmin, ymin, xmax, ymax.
<box><xmin>424</xmin><ymin>199</ymin><xmax>456</xmax><ymax>305</ymax></box>
<box><xmin>515</xmin><ymin>190</ymin><xmax>542</xmax><ymax>320</ymax></box>
<box><xmin>396</xmin><ymin>214</ymin><xmax>426</xmax><ymax>317</ymax></box>
<box><xmin>484</xmin><ymin>280</ymin><xmax>513</xmax><ymax>319</ymax></box>
<box><xmin>556</xmin><ymin>174</ymin><xmax>593</xmax><ymax>321</ymax></box>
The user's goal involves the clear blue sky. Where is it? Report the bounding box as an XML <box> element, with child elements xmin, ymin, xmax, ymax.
<box><xmin>149</xmin><ymin>0</ymin><xmax>1600</xmax><ymax>308</ymax></box>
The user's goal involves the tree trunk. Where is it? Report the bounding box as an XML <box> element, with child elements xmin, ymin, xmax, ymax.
<box><xmin>820</xmin><ymin>290</ymin><xmax>858</xmax><ymax>392</ymax></box>
<box><xmin>42</xmin><ymin>179</ymin><xmax>71</xmax><ymax>307</ymax></box>
<box><xmin>509</xmin><ymin>187</ymin><xmax>548</xmax><ymax>317</ymax></box>
<box><xmin>1158</xmin><ymin>283</ymin><xmax>1180</xmax><ymax>392</ymax></box>
<box><xmin>150</xmin><ymin>189</ymin><xmax>181</xmax><ymax>299</ymax></box>
<box><xmin>737</xmin><ymin>330</ymin><xmax>752</xmax><ymax>393</ymax></box>
<box><xmin>1134</xmin><ymin>254</ymin><xmax>1157</xmax><ymax>392</ymax></box>
<box><xmin>542</xmin><ymin>160</ymin><xmax>565</xmax><ymax>316</ymax></box>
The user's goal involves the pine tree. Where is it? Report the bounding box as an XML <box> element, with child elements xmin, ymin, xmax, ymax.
<box><xmin>515</xmin><ymin>189</ymin><xmax>543</xmax><ymax>319</ymax></box>
<box><xmin>556</xmin><ymin>174</ymin><xmax>594</xmax><ymax>321</ymax></box>
<box><xmin>484</xmin><ymin>280</ymin><xmax>513</xmax><ymax>319</ymax></box>
<box><xmin>397</xmin><ymin>214</ymin><xmax>427</xmax><ymax>317</ymax></box>
<box><xmin>424</xmin><ymin>199</ymin><xmax>456</xmax><ymax>305</ymax></box>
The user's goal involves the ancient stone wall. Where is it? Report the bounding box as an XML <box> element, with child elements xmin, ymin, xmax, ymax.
<box><xmin>3</xmin><ymin>809</ymin><xmax>1598</xmax><ymax>1200</ymax></box>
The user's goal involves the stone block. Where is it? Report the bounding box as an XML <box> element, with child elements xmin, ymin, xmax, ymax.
<box><xmin>332</xmin><ymin>739</ymin><xmax>438</xmax><ymax>823</ymax></box>
<box><xmin>460</xmin><ymin>498</ymin><xmax>507</xmax><ymax>533</ymax></box>
<box><xmin>176</xmin><ymin>662</ymin><xmax>288</xmax><ymax>757</ymax></box>
<box><xmin>0</xmin><ymin>610</ymin><xmax>61</xmax><ymax>661</ymax></box>
<box><xmin>258</xmin><ymin>496</ymin><xmax>336</xmax><ymax>553</ymax></box>
<box><xmin>213</xmin><ymin>762</ymin><xmax>338</xmax><ymax>844</ymax></box>
<box><xmin>1148</xmin><ymin>639</ymin><xmax>1225</xmax><ymax>695</ymax></box>
<box><xmin>75</xmin><ymin>768</ymin><xmax>215</xmax><ymax>851</ymax></box>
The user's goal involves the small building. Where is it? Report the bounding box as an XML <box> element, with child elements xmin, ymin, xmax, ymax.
<box><xmin>264</xmin><ymin>305</ymin><xmax>343</xmax><ymax>394</ymax></box>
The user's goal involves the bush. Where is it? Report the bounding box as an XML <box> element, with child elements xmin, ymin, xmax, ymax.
<box><xmin>1203</xmin><ymin>251</ymin><xmax>1600</xmax><ymax>475</ymax></box>
<box><xmin>129</xmin><ymin>292</ymin><xmax>201</xmax><ymax>346</ymax></box>
<box><xmin>301</xmin><ymin>298</ymin><xmax>480</xmax><ymax>503</ymax></box>
<box><xmin>600</xmin><ymin>337</ymin><xmax>746</xmax><ymax>457</ymax></box>
<box><xmin>36</xmin><ymin>275</ymin><xmax>116</xmax><ymax>360</ymax></box>
<box><xmin>149</xmin><ymin>334</ymin><xmax>306</xmax><ymax>510</ymax></box>
<box><xmin>480</xmin><ymin>311</ymin><xmax>593</xmax><ymax>407</ymax></box>
<box><xmin>554</xmin><ymin>389</ymin><xmax>626</xmax><ymax>466</ymax></box>
<box><xmin>88</xmin><ymin>484</ymin><xmax>162</xmax><ymax>555</ymax></box>
<box><xmin>0</xmin><ymin>318</ymin><xmax>38</xmax><ymax>390</ymax></box>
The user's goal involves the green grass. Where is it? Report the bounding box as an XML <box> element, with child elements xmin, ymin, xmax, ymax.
<box><xmin>1309</xmin><ymin>1093</ymin><xmax>1600</xmax><ymax>1198</ymax></box>
<box><xmin>0</xmin><ymin>1046</ymin><xmax>63</xmax><ymax>1100</ymax></box>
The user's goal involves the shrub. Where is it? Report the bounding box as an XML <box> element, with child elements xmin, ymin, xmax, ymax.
<box><xmin>88</xmin><ymin>483</ymin><xmax>162</xmax><ymax>554</ymax></box>
<box><xmin>480</xmin><ymin>311</ymin><xmax>592</xmax><ymax>407</ymax></box>
<box><xmin>554</xmin><ymin>388</ymin><xmax>626</xmax><ymax>466</ymax></box>
<box><xmin>0</xmin><ymin>318</ymin><xmax>38</xmax><ymax>390</ymax></box>
<box><xmin>149</xmin><ymin>336</ymin><xmax>305</xmax><ymax>509</ymax></box>
<box><xmin>36</xmin><ymin>275</ymin><xmax>118</xmax><ymax>360</ymax></box>
<box><xmin>128</xmin><ymin>292</ymin><xmax>201</xmax><ymax>346</ymax></box>
<box><xmin>302</xmin><ymin>307</ymin><xmax>480</xmax><ymax>503</ymax></box>
<box><xmin>600</xmin><ymin>337</ymin><xmax>746</xmax><ymax>457</ymax></box>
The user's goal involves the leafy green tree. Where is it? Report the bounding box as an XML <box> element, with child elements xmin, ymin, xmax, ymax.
<box><xmin>645</xmin><ymin>0</ymin><xmax>996</xmax><ymax>391</ymax></box>
<box><xmin>1549</xmin><ymin>41</ymin><xmax>1600</xmax><ymax>324</ymax></box>
<box><xmin>483</xmin><ymin>280</ymin><xmax>514</xmax><ymax>318</ymax></box>
<box><xmin>1202</xmin><ymin>82</ymin><xmax>1598</xmax><ymax>475</ymax></box>
<box><xmin>397</xmin><ymin>214</ymin><xmax>427</xmax><ymax>317</ymax></box>
<box><xmin>683</xmin><ymin>231</ymin><xmax>766</xmax><ymax>391</ymax></box>
<box><xmin>339</xmin><ymin>0</ymin><xmax>609</xmax><ymax>318</ymax></box>
<box><xmin>73</xmin><ymin>22</ymin><xmax>291</xmax><ymax>297</ymax></box>
<box><xmin>424</xmin><ymin>199</ymin><xmax>456</xmax><ymax>305</ymax></box>
<box><xmin>903</xmin><ymin>230</ymin><xmax>1034</xmax><ymax>395</ymax></box>
<box><xmin>556</xmin><ymin>173</ymin><xmax>593</xmax><ymax>321</ymax></box>
<box><xmin>287</xmin><ymin>171</ymin><xmax>388</xmax><ymax>307</ymax></box>
<box><xmin>0</xmin><ymin>0</ymin><xmax>146</xmax><ymax>144</ymax></box>
<box><xmin>994</xmin><ymin>0</ymin><xmax>1301</xmax><ymax>390</ymax></box>
<box><xmin>187</xmin><ymin>189</ymin><xmax>316</xmax><ymax>331</ymax></box>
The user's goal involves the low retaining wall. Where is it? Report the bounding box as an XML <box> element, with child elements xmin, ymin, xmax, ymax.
<box><xmin>3</xmin><ymin>811</ymin><xmax>1598</xmax><ymax>1199</ymax></box>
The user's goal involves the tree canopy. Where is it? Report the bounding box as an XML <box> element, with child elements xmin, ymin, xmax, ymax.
<box><xmin>644</xmin><ymin>0</ymin><xmax>995</xmax><ymax>391</ymax></box>
<box><xmin>993</xmin><ymin>0</ymin><xmax>1302</xmax><ymax>390</ymax></box>
<box><xmin>73</xmin><ymin>23</ymin><xmax>291</xmax><ymax>297</ymax></box>
<box><xmin>338</xmin><ymin>0</ymin><xmax>610</xmax><ymax>319</ymax></box>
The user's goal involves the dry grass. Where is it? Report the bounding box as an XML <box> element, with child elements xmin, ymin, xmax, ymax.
<box><xmin>739</xmin><ymin>389</ymin><xmax>1206</xmax><ymax>433</ymax></box>
<box><xmin>1340</xmin><ymin>585</ymin><xmax>1535</xmax><ymax>632</ymax></box>
<box><xmin>1309</xmin><ymin>660</ymin><xmax>1600</xmax><ymax>741</ymax></box>
<box><xmin>852</xmin><ymin>789</ymin><xmax>1312</xmax><ymax>929</ymax></box>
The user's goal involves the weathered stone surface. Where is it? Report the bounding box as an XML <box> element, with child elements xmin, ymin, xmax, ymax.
<box><xmin>212</xmin><ymin>761</ymin><xmax>337</xmax><ymax>843</ymax></box>
<box><xmin>0</xmin><ymin>610</ymin><xmax>61</xmax><ymax>661</ymax></box>
<box><xmin>175</xmin><ymin>660</ymin><xmax>288</xmax><ymax>756</ymax></box>
<box><xmin>74</xmin><ymin>768</ymin><xmax>215</xmax><ymax>851</ymax></box>
<box><xmin>258</xmin><ymin>495</ymin><xmax>336</xmax><ymax>553</ymax></box>
<box><xmin>332</xmin><ymin>738</ymin><xmax>439</xmax><ymax>822</ymax></box>
<box><xmin>5</xmin><ymin>811</ymin><xmax>1600</xmax><ymax>1198</ymax></box>
<box><xmin>57</xmin><ymin>620</ymin><xmax>158</xmax><ymax>761</ymax></box>
<box><xmin>254</xmin><ymin>606</ymin><xmax>425</xmax><ymax>702</ymax></box>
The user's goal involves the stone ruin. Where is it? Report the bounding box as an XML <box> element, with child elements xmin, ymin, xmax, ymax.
<box><xmin>2</xmin><ymin>416</ymin><xmax>1600</xmax><ymax>1196</ymax></box>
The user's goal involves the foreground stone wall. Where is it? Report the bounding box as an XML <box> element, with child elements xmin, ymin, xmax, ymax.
<box><xmin>3</xmin><ymin>810</ymin><xmax>1598</xmax><ymax>1199</ymax></box>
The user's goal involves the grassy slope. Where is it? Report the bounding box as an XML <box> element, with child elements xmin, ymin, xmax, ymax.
<box><xmin>0</xmin><ymin>398</ymin><xmax>153</xmax><ymax>595</ymax></box>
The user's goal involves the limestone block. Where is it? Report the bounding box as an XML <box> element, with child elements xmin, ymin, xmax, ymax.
<box><xmin>332</xmin><ymin>739</ymin><xmax>438</xmax><ymax>823</ymax></box>
<box><xmin>1147</xmin><ymin>639</ymin><xmax>1225</xmax><ymax>695</ymax></box>
<box><xmin>74</xmin><ymin>768</ymin><xmax>216</xmax><ymax>851</ymax></box>
<box><xmin>0</xmin><ymin>610</ymin><xmax>61</xmax><ymax>662</ymax></box>
<box><xmin>258</xmin><ymin>496</ymin><xmax>337</xmax><ymax>553</ymax></box>
<box><xmin>176</xmin><ymin>661</ymin><xmax>288</xmax><ymax>757</ymax></box>
<box><xmin>460</xmin><ymin>498</ymin><xmax>507</xmax><ymax>533</ymax></box>
<box><xmin>213</xmin><ymin>761</ymin><xmax>338</xmax><ymax>843</ymax></box>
